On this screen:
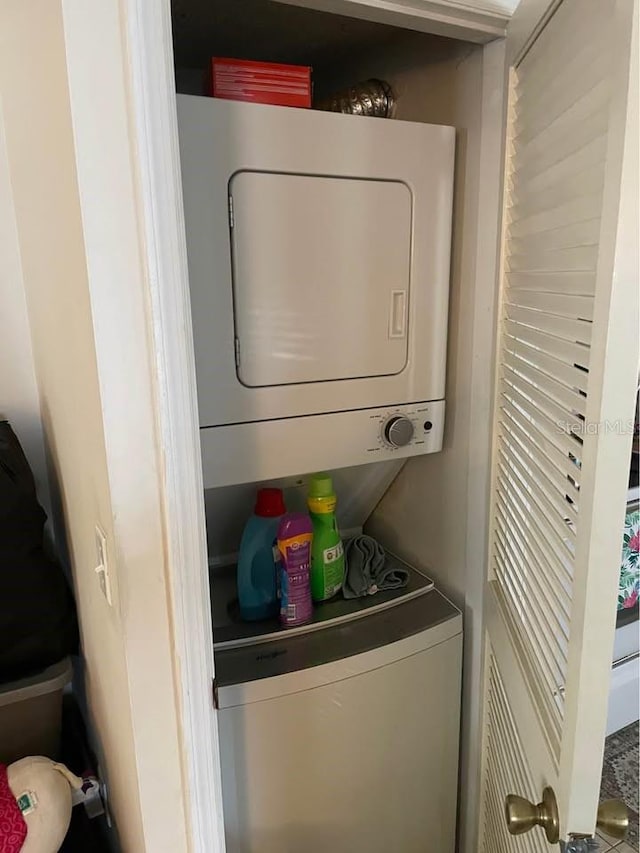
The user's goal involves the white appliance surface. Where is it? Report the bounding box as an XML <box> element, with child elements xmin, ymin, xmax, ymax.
<box><xmin>201</xmin><ymin>398</ymin><xmax>444</xmax><ymax>487</ymax></box>
<box><xmin>231</xmin><ymin>172</ymin><xmax>412</xmax><ymax>387</ymax></box>
<box><xmin>210</xmin><ymin>556</ymin><xmax>435</xmax><ymax>649</ymax></box>
<box><xmin>214</xmin><ymin>585</ymin><xmax>462</xmax><ymax>853</ymax></box>
<box><xmin>177</xmin><ymin>96</ymin><xmax>455</xmax><ymax>486</ymax></box>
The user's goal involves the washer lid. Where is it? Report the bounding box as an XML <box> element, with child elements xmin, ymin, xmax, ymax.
<box><xmin>211</xmin><ymin>554</ymin><xmax>434</xmax><ymax>649</ymax></box>
<box><xmin>230</xmin><ymin>171</ymin><xmax>412</xmax><ymax>387</ymax></box>
<box><xmin>214</xmin><ymin>587</ymin><xmax>461</xmax><ymax>699</ymax></box>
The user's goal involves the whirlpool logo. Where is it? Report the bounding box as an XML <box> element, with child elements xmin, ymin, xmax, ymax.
<box><xmin>255</xmin><ymin>648</ymin><xmax>287</xmax><ymax>662</ymax></box>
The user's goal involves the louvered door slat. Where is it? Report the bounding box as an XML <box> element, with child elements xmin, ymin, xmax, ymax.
<box><xmin>502</xmin><ymin>352</ymin><xmax>588</xmax><ymax>415</ymax></box>
<box><xmin>491</xmin><ymin>567</ymin><xmax>564</xmax><ymax>714</ymax></box>
<box><xmin>485</xmin><ymin>0</ymin><xmax>617</xmax><ymax>812</ymax></box>
<box><xmin>511</xmin><ymin>90</ymin><xmax>609</xmax><ymax>181</ymax></box>
<box><xmin>491</xmin><ymin>654</ymin><xmax>555</xmax><ymax>794</ymax></box>
<box><xmin>509</xmin><ymin>219</ymin><xmax>600</xmax><ymax>259</ymax></box>
<box><xmin>499</xmin><ymin>431</ymin><xmax>579</xmax><ymax>525</ymax></box>
<box><xmin>484</xmin><ymin>780</ymin><xmax>503</xmax><ymax>853</ymax></box>
<box><xmin>507</xmin><ymin>270</ymin><xmax>595</xmax><ymax>295</ymax></box>
<box><xmin>509</xmin><ymin>245</ymin><xmax>599</xmax><ymax>275</ymax></box>
<box><xmin>501</xmin><ymin>367</ymin><xmax>586</xmax><ymax>438</ymax></box>
<box><xmin>500</xmin><ymin>384</ymin><xmax>584</xmax><ymax>469</ymax></box>
<box><xmin>496</xmin><ymin>489</ymin><xmax>573</xmax><ymax>600</ymax></box>
<box><xmin>489</xmin><ymin>703</ymin><xmax>538</xmax><ymax>824</ymax></box>
<box><xmin>493</xmin><ymin>528</ymin><xmax>570</xmax><ymax>657</ymax></box>
<box><xmin>497</xmin><ymin>454</ymin><xmax>575</xmax><ymax>568</ymax></box>
<box><xmin>481</xmin><ymin>0</ymin><xmax>636</xmax><ymax>845</ymax></box>
<box><xmin>508</xmin><ymin>192</ymin><xmax>603</xmax><ymax>239</ymax></box>
<box><xmin>504</xmin><ymin>320</ymin><xmax>590</xmax><ymax>368</ymax></box>
<box><xmin>481</xmin><ymin>655</ymin><xmax>550</xmax><ymax>853</ymax></box>
<box><xmin>507</xmin><ymin>168</ymin><xmax>603</xmax><ymax>225</ymax></box>
<box><xmin>496</xmin><ymin>501</ymin><xmax>573</xmax><ymax>618</ymax></box>
<box><xmin>513</xmin><ymin>59</ymin><xmax>609</xmax><ymax>145</ymax></box>
<box><xmin>504</xmin><ymin>305</ymin><xmax>592</xmax><ymax>345</ymax></box>
<box><xmin>511</xmin><ymin>135</ymin><xmax>606</xmax><ymax>199</ymax></box>
<box><xmin>513</xmin><ymin>78</ymin><xmax>609</xmax><ymax>151</ymax></box>
<box><xmin>504</xmin><ymin>289</ymin><xmax>594</xmax><ymax>320</ymax></box>
<box><xmin>493</xmin><ymin>542</ymin><xmax>568</xmax><ymax>686</ymax></box>
<box><xmin>511</xmin><ymin>0</ymin><xmax>608</xmax><ymax>86</ymax></box>
<box><xmin>505</xmin><ymin>337</ymin><xmax>588</xmax><ymax>389</ymax></box>
<box><xmin>516</xmin><ymin>46</ymin><xmax>608</xmax><ymax>132</ymax></box>
<box><xmin>500</xmin><ymin>400</ymin><xmax>581</xmax><ymax>501</ymax></box>
<box><xmin>505</xmin><ymin>344</ymin><xmax>589</xmax><ymax>391</ymax></box>
<box><xmin>501</xmin><ymin>412</ymin><xmax>581</xmax><ymax>506</ymax></box>
<box><xmin>495</xmin><ymin>508</ymin><xmax>572</xmax><ymax>621</ymax></box>
<box><xmin>497</xmin><ymin>447</ymin><xmax>576</xmax><ymax>554</ymax></box>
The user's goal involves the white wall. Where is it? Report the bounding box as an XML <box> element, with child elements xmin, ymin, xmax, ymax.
<box><xmin>0</xmin><ymin>2</ymin><xmax>190</xmax><ymax>851</ymax></box>
<box><xmin>0</xmin><ymin>115</ymin><xmax>50</xmax><ymax>516</ymax></box>
<box><xmin>0</xmin><ymin>6</ymin><xmax>143</xmax><ymax>849</ymax></box>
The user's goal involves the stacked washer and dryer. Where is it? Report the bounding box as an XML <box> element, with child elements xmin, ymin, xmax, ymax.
<box><xmin>178</xmin><ymin>94</ymin><xmax>462</xmax><ymax>853</ymax></box>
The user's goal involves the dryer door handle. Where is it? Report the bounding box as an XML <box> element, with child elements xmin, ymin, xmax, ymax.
<box><xmin>389</xmin><ymin>290</ymin><xmax>407</xmax><ymax>338</ymax></box>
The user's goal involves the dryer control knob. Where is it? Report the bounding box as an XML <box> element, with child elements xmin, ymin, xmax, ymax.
<box><xmin>383</xmin><ymin>416</ymin><xmax>415</xmax><ymax>448</ymax></box>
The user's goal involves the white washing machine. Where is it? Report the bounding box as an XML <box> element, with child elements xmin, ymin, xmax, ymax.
<box><xmin>211</xmin><ymin>559</ymin><xmax>462</xmax><ymax>853</ymax></box>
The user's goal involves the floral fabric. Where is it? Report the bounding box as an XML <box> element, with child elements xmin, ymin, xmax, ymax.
<box><xmin>619</xmin><ymin>505</ymin><xmax>640</xmax><ymax>611</ymax></box>
<box><xmin>0</xmin><ymin>764</ymin><xmax>26</xmax><ymax>853</ymax></box>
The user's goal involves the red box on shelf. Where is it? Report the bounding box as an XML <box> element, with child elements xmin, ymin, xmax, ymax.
<box><xmin>209</xmin><ymin>57</ymin><xmax>312</xmax><ymax>108</ymax></box>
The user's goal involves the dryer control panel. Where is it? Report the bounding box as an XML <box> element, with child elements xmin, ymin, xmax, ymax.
<box><xmin>367</xmin><ymin>402</ymin><xmax>444</xmax><ymax>457</ymax></box>
<box><xmin>200</xmin><ymin>401</ymin><xmax>445</xmax><ymax>488</ymax></box>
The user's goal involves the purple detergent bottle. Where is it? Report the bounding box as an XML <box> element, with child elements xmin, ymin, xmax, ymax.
<box><xmin>277</xmin><ymin>513</ymin><xmax>313</xmax><ymax>627</ymax></box>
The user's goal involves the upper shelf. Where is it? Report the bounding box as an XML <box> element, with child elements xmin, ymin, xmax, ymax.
<box><xmin>269</xmin><ymin>0</ymin><xmax>511</xmax><ymax>41</ymax></box>
<box><xmin>171</xmin><ymin>0</ymin><xmax>509</xmax><ymax>76</ymax></box>
<box><xmin>171</xmin><ymin>0</ymin><xmax>407</xmax><ymax>68</ymax></box>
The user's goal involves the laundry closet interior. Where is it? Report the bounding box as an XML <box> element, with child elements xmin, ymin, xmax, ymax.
<box><xmin>170</xmin><ymin>1</ymin><xmax>504</xmax><ymax>850</ymax></box>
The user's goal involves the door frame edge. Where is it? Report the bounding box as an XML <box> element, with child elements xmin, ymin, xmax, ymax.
<box><xmin>457</xmin><ymin>34</ymin><xmax>509</xmax><ymax>853</ymax></box>
<box><xmin>119</xmin><ymin>1</ymin><xmax>226</xmax><ymax>850</ymax></box>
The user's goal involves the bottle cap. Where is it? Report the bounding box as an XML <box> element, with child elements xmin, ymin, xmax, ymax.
<box><xmin>277</xmin><ymin>512</ymin><xmax>313</xmax><ymax>540</ymax></box>
<box><xmin>308</xmin><ymin>473</ymin><xmax>334</xmax><ymax>499</ymax></box>
<box><xmin>254</xmin><ymin>488</ymin><xmax>286</xmax><ymax>518</ymax></box>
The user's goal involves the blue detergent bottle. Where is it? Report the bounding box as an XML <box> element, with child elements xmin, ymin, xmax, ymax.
<box><xmin>237</xmin><ymin>488</ymin><xmax>286</xmax><ymax>621</ymax></box>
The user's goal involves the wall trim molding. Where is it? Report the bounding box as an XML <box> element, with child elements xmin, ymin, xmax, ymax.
<box><xmin>273</xmin><ymin>0</ymin><xmax>508</xmax><ymax>43</ymax></box>
<box><xmin>121</xmin><ymin>0</ymin><xmax>226</xmax><ymax>849</ymax></box>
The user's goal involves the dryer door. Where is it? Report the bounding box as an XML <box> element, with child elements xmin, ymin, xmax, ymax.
<box><xmin>230</xmin><ymin>171</ymin><xmax>412</xmax><ymax>388</ymax></box>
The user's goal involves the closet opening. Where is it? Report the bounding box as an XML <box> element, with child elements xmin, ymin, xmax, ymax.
<box><xmin>169</xmin><ymin>2</ymin><xmax>502</xmax><ymax>851</ymax></box>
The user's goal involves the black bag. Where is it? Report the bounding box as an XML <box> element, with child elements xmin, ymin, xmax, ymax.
<box><xmin>0</xmin><ymin>421</ymin><xmax>79</xmax><ymax>682</ymax></box>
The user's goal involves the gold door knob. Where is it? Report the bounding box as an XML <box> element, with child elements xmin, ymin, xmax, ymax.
<box><xmin>597</xmin><ymin>800</ymin><xmax>629</xmax><ymax>840</ymax></box>
<box><xmin>505</xmin><ymin>786</ymin><xmax>560</xmax><ymax>844</ymax></box>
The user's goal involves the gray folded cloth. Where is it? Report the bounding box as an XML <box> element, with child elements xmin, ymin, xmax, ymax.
<box><xmin>342</xmin><ymin>535</ymin><xmax>410</xmax><ymax>599</ymax></box>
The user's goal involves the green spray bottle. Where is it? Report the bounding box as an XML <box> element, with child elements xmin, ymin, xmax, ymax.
<box><xmin>307</xmin><ymin>473</ymin><xmax>345</xmax><ymax>602</ymax></box>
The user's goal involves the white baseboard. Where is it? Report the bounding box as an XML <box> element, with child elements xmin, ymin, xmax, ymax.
<box><xmin>613</xmin><ymin>619</ymin><xmax>640</xmax><ymax>661</ymax></box>
<box><xmin>606</xmin><ymin>654</ymin><xmax>640</xmax><ymax>735</ymax></box>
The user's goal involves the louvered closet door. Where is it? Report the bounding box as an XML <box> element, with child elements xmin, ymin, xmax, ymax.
<box><xmin>480</xmin><ymin>0</ymin><xmax>638</xmax><ymax>848</ymax></box>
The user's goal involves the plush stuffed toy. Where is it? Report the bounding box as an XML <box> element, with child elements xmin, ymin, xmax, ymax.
<box><xmin>0</xmin><ymin>758</ymin><xmax>82</xmax><ymax>853</ymax></box>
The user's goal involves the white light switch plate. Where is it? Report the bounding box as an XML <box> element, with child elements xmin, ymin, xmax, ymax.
<box><xmin>95</xmin><ymin>525</ymin><xmax>113</xmax><ymax>606</ymax></box>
